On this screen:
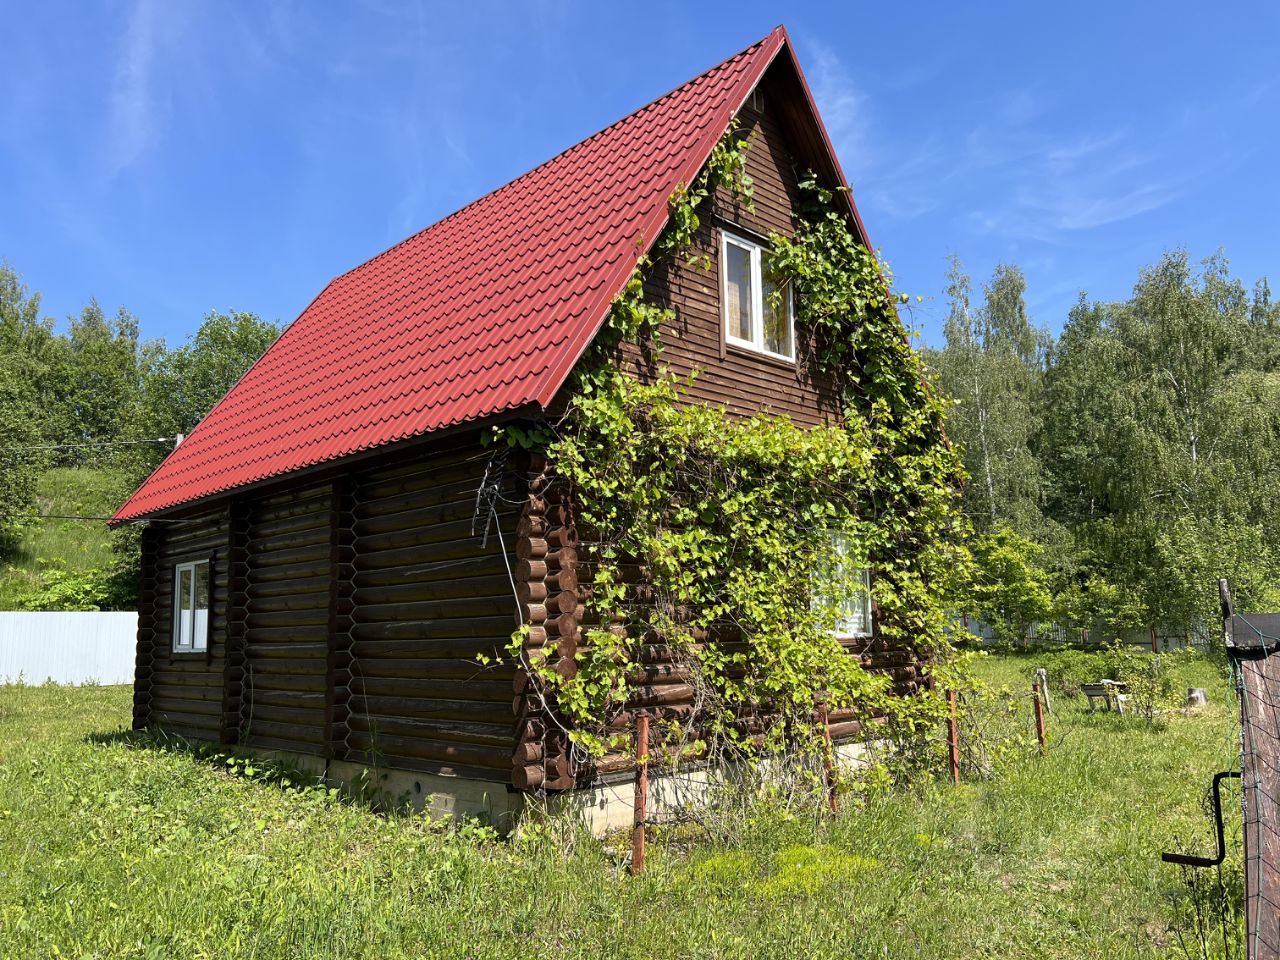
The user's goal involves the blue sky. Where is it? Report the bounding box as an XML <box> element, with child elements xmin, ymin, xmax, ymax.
<box><xmin>2</xmin><ymin>1</ymin><xmax>1276</xmax><ymax>348</ymax></box>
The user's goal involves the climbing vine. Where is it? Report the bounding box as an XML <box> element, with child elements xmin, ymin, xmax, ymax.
<box><xmin>493</xmin><ymin>130</ymin><xmax>969</xmax><ymax>773</ymax></box>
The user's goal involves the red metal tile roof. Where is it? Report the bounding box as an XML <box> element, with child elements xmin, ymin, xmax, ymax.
<box><xmin>114</xmin><ymin>27</ymin><xmax>800</xmax><ymax>523</ymax></box>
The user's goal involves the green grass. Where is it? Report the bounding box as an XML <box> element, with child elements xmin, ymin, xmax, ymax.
<box><xmin>0</xmin><ymin>654</ymin><xmax>1242</xmax><ymax>958</ymax></box>
<box><xmin>0</xmin><ymin>467</ymin><xmax>128</xmax><ymax>608</ymax></box>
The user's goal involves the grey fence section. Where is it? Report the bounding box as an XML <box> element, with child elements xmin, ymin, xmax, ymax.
<box><xmin>953</xmin><ymin>616</ymin><xmax>1211</xmax><ymax>651</ymax></box>
<box><xmin>0</xmin><ymin>612</ymin><xmax>137</xmax><ymax>685</ymax></box>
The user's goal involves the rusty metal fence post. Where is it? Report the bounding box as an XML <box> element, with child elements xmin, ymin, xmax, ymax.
<box><xmin>947</xmin><ymin>689</ymin><xmax>960</xmax><ymax>785</ymax></box>
<box><xmin>631</xmin><ymin>713</ymin><xmax>649</xmax><ymax>874</ymax></box>
<box><xmin>817</xmin><ymin>700</ymin><xmax>837</xmax><ymax>813</ymax></box>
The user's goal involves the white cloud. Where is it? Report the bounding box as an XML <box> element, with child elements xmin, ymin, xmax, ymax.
<box><xmin>108</xmin><ymin>0</ymin><xmax>162</xmax><ymax>173</ymax></box>
<box><xmin>805</xmin><ymin>42</ymin><xmax>874</xmax><ymax>171</ymax></box>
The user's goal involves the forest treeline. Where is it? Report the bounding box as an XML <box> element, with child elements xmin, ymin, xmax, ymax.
<box><xmin>927</xmin><ymin>248</ymin><xmax>1280</xmax><ymax>637</ymax></box>
<box><xmin>2</xmin><ymin>249</ymin><xmax>1277</xmax><ymax>632</ymax></box>
<box><xmin>0</xmin><ymin>261</ymin><xmax>279</xmax><ymax>606</ymax></box>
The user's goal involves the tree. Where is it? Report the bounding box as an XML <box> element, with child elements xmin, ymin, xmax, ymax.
<box><xmin>138</xmin><ymin>310</ymin><xmax>280</xmax><ymax>445</ymax></box>
<box><xmin>966</xmin><ymin>523</ymin><xmax>1054</xmax><ymax>643</ymax></box>
<box><xmin>1039</xmin><ymin>250</ymin><xmax>1280</xmax><ymax>626</ymax></box>
<box><xmin>0</xmin><ymin>264</ymin><xmax>54</xmax><ymax>549</ymax></box>
<box><xmin>927</xmin><ymin>258</ymin><xmax>1045</xmax><ymax>536</ymax></box>
<box><xmin>59</xmin><ymin>301</ymin><xmax>145</xmax><ymax>445</ymax></box>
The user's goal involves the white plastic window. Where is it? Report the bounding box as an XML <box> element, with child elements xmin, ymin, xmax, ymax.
<box><xmin>722</xmin><ymin>230</ymin><xmax>794</xmax><ymax>360</ymax></box>
<box><xmin>826</xmin><ymin>534</ymin><xmax>873</xmax><ymax>639</ymax></box>
<box><xmin>172</xmin><ymin>560</ymin><xmax>210</xmax><ymax>652</ymax></box>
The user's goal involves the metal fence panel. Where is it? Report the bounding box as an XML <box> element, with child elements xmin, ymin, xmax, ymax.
<box><xmin>0</xmin><ymin>612</ymin><xmax>137</xmax><ymax>685</ymax></box>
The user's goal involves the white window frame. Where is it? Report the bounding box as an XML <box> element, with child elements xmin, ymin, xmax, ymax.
<box><xmin>172</xmin><ymin>559</ymin><xmax>210</xmax><ymax>653</ymax></box>
<box><xmin>827</xmin><ymin>534</ymin><xmax>874</xmax><ymax>640</ymax></box>
<box><xmin>721</xmin><ymin>229</ymin><xmax>795</xmax><ymax>361</ymax></box>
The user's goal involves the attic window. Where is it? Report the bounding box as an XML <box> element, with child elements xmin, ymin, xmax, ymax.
<box><xmin>172</xmin><ymin>560</ymin><xmax>210</xmax><ymax>653</ymax></box>
<box><xmin>721</xmin><ymin>230</ymin><xmax>795</xmax><ymax>361</ymax></box>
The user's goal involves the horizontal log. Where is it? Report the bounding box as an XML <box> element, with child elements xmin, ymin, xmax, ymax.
<box><xmin>349</xmin><ymin>657</ymin><xmax>510</xmax><ymax>683</ymax></box>
<box><xmin>351</xmin><ymin>574</ymin><xmax>514</xmax><ymax>609</ymax></box>
<box><xmin>353</xmin><ymin>693</ymin><xmax>511</xmax><ymax>724</ymax></box>
<box><xmin>247</xmin><ymin>542</ymin><xmax>331</xmax><ymax>570</ymax></box>
<box><xmin>351</xmin><ymin>536</ymin><xmax>508</xmax><ymax>573</ymax></box>
<box><xmin>358</xmin><ymin>456</ymin><xmax>503</xmax><ymax>501</ymax></box>
<box><xmin>354</xmin><ymin>596</ymin><xmax>515</xmax><ymax>623</ymax></box>
<box><xmin>344</xmin><ymin>732</ymin><xmax>511</xmax><ymax>771</ymax></box>
<box><xmin>353</xmin><ymin>676</ymin><xmax>512</xmax><ymax>703</ymax></box>
<box><xmin>351</xmin><ymin>561</ymin><xmax>508</xmax><ymax>591</ymax></box>
<box><xmin>244</xmin><ymin>608</ymin><xmax>328</xmax><ymax>631</ymax></box>
<box><xmin>244</xmin><ymin>640</ymin><xmax>328</xmax><ymax>660</ymax></box>
<box><xmin>349</xmin><ymin>615</ymin><xmax>515</xmax><ymax>643</ymax></box>
<box><xmin>245</xmin><ymin>575</ymin><xmax>332</xmax><ymax>601</ymax></box>
<box><xmin>150</xmin><ymin>694</ymin><xmax>221</xmax><ymax>718</ymax></box>
<box><xmin>346</xmin><ymin>713</ymin><xmax>511</xmax><ymax>748</ymax></box>
<box><xmin>151</xmin><ymin>679</ymin><xmax>221</xmax><ymax>703</ymax></box>
<box><xmin>627</xmin><ymin>683</ymin><xmax>694</xmax><ymax>709</ymax></box>
<box><xmin>353</xmin><ymin>510</ymin><xmax>483</xmax><ymax>542</ymax></box>
<box><xmin>349</xmin><ymin>636</ymin><xmax>508</xmax><ymax>659</ymax></box>
<box><xmin>244</xmin><ymin>686</ymin><xmax>327</xmax><ymax>709</ymax></box>
<box><xmin>247</xmin><ymin>505</ymin><xmax>330</xmax><ymax>539</ymax></box>
<box><xmin>246</xmin><ymin>587</ymin><xmax>329</xmax><ymax>612</ymax></box>
<box><xmin>244</xmin><ymin>700</ymin><xmax>326</xmax><ymax>728</ymax></box>
<box><xmin>242</xmin><ymin>733</ymin><xmax>326</xmax><ymax>756</ymax></box>
<box><xmin>251</xmin><ymin>487</ymin><xmax>334</xmax><ymax>524</ymax></box>
<box><xmin>356</xmin><ymin>476</ymin><xmax>507</xmax><ymax>522</ymax></box>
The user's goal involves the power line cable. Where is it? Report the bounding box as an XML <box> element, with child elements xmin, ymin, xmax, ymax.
<box><xmin>0</xmin><ymin>437</ymin><xmax>179</xmax><ymax>453</ymax></box>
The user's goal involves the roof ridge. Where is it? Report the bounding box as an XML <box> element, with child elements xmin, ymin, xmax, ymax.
<box><xmin>326</xmin><ymin>29</ymin><xmax>781</xmax><ymax>288</ymax></box>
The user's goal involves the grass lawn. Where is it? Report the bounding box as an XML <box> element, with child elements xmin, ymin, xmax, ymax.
<box><xmin>0</xmin><ymin>653</ymin><xmax>1242</xmax><ymax>958</ymax></box>
<box><xmin>0</xmin><ymin>467</ymin><xmax>129</xmax><ymax>608</ymax></box>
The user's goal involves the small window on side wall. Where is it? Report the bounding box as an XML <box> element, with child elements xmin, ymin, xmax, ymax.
<box><xmin>172</xmin><ymin>560</ymin><xmax>210</xmax><ymax>653</ymax></box>
<box><xmin>722</xmin><ymin>230</ymin><xmax>794</xmax><ymax>361</ymax></box>
<box><xmin>824</xmin><ymin>533</ymin><xmax>873</xmax><ymax>639</ymax></box>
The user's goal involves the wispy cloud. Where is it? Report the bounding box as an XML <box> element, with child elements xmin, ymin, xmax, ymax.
<box><xmin>805</xmin><ymin>41</ymin><xmax>874</xmax><ymax>171</ymax></box>
<box><xmin>108</xmin><ymin>0</ymin><xmax>162</xmax><ymax>174</ymax></box>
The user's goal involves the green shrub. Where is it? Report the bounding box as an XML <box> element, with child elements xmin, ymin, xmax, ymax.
<box><xmin>14</xmin><ymin>559</ymin><xmax>114</xmax><ymax>611</ymax></box>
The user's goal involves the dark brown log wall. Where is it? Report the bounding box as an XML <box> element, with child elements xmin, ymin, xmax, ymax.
<box><xmin>135</xmin><ymin>510</ymin><xmax>230</xmax><ymax>739</ymax></box>
<box><xmin>136</xmin><ymin>436</ymin><xmax>529</xmax><ymax>784</ymax></box>
<box><xmin>241</xmin><ymin>484</ymin><xmax>332</xmax><ymax>754</ymax></box>
<box><xmin>623</xmin><ymin>81</ymin><xmax>842</xmax><ymax>427</ymax></box>
<box><xmin>344</xmin><ymin>443</ymin><xmax>519</xmax><ymax>780</ymax></box>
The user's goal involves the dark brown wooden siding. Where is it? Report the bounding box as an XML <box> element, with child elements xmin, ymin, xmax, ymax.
<box><xmin>242</xmin><ymin>484</ymin><xmax>332</xmax><ymax>754</ymax></box>
<box><xmin>139</xmin><ymin>510</ymin><xmax>230</xmax><ymax>740</ymax></box>
<box><xmin>345</xmin><ymin>442</ymin><xmax>519</xmax><ymax>780</ymax></box>
<box><xmin>623</xmin><ymin>84</ymin><xmax>841</xmax><ymax>427</ymax></box>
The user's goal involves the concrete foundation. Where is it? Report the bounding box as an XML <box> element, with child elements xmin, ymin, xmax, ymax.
<box><xmin>243</xmin><ymin>740</ymin><xmax>871</xmax><ymax>837</ymax></box>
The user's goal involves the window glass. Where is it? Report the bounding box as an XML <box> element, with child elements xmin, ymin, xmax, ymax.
<box><xmin>192</xmin><ymin>562</ymin><xmax>209</xmax><ymax>652</ymax></box>
<box><xmin>176</xmin><ymin>566</ymin><xmax>194</xmax><ymax>649</ymax></box>
<box><xmin>762</xmin><ymin>267</ymin><xmax>793</xmax><ymax>358</ymax></box>
<box><xmin>827</xmin><ymin>534</ymin><xmax>873</xmax><ymax>638</ymax></box>
<box><xmin>725</xmin><ymin>241</ymin><xmax>753</xmax><ymax>342</ymax></box>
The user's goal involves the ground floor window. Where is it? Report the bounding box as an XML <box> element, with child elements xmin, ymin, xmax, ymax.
<box><xmin>172</xmin><ymin>560</ymin><xmax>210</xmax><ymax>652</ymax></box>
<box><xmin>823</xmin><ymin>534</ymin><xmax>873</xmax><ymax>639</ymax></box>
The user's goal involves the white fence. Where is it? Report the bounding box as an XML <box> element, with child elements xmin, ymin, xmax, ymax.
<box><xmin>0</xmin><ymin>612</ymin><xmax>137</xmax><ymax>685</ymax></box>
